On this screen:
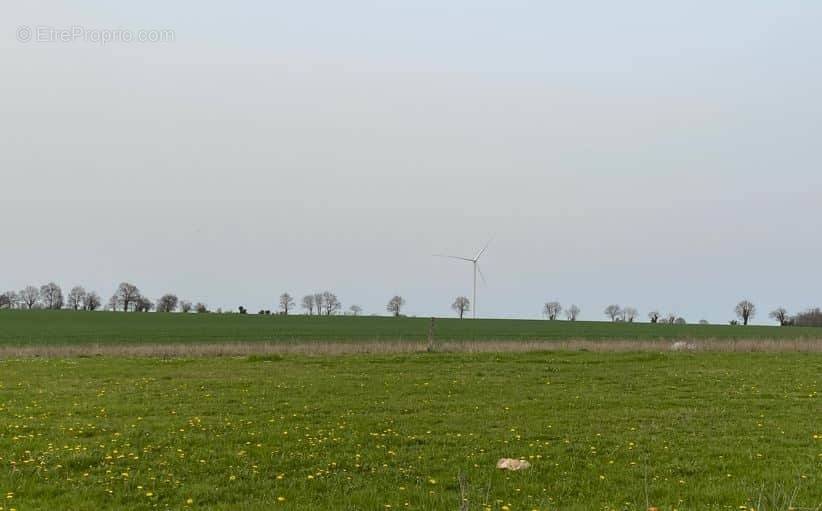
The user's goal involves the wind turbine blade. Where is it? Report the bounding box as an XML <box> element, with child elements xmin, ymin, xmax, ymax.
<box><xmin>433</xmin><ymin>254</ymin><xmax>474</xmax><ymax>262</ymax></box>
<box><xmin>475</xmin><ymin>236</ymin><xmax>494</xmax><ymax>261</ymax></box>
<box><xmin>477</xmin><ymin>263</ymin><xmax>488</xmax><ymax>286</ymax></box>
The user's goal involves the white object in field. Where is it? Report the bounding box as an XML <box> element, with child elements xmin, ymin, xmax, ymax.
<box><xmin>496</xmin><ymin>458</ymin><xmax>531</xmax><ymax>471</ymax></box>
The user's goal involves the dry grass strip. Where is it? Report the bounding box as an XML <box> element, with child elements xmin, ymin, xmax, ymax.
<box><xmin>0</xmin><ymin>338</ymin><xmax>820</xmax><ymax>359</ymax></box>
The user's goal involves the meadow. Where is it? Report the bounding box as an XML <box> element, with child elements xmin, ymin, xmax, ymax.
<box><xmin>0</xmin><ymin>352</ymin><xmax>819</xmax><ymax>510</ymax></box>
<box><xmin>1</xmin><ymin>310</ymin><xmax>821</xmax><ymax>347</ymax></box>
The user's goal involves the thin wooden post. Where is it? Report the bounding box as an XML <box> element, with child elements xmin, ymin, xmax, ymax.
<box><xmin>427</xmin><ymin>317</ymin><xmax>436</xmax><ymax>352</ymax></box>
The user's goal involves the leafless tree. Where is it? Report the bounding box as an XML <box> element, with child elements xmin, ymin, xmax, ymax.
<box><xmin>179</xmin><ymin>300</ymin><xmax>193</xmax><ymax>313</ymax></box>
<box><xmin>20</xmin><ymin>286</ymin><xmax>40</xmax><ymax>309</ymax></box>
<box><xmin>622</xmin><ymin>307</ymin><xmax>638</xmax><ymax>323</ymax></box>
<box><xmin>314</xmin><ymin>293</ymin><xmax>325</xmax><ymax>315</ymax></box>
<box><xmin>675</xmin><ymin>317</ymin><xmax>687</xmax><ymax>325</ymax></box>
<box><xmin>322</xmin><ymin>291</ymin><xmax>340</xmax><ymax>315</ymax></box>
<box><xmin>666</xmin><ymin>313</ymin><xmax>678</xmax><ymax>324</ymax></box>
<box><xmin>135</xmin><ymin>296</ymin><xmax>154</xmax><ymax>312</ymax></box>
<box><xmin>769</xmin><ymin>307</ymin><xmax>789</xmax><ymax>326</ymax></box>
<box><xmin>735</xmin><ymin>300</ymin><xmax>756</xmax><ymax>326</ymax></box>
<box><xmin>1</xmin><ymin>291</ymin><xmax>18</xmax><ymax>309</ymax></box>
<box><xmin>156</xmin><ymin>294</ymin><xmax>179</xmax><ymax>313</ymax></box>
<box><xmin>195</xmin><ymin>302</ymin><xmax>209</xmax><ymax>313</ymax></box>
<box><xmin>279</xmin><ymin>293</ymin><xmax>295</xmax><ymax>315</ymax></box>
<box><xmin>83</xmin><ymin>292</ymin><xmax>102</xmax><ymax>311</ymax></box>
<box><xmin>604</xmin><ymin>304</ymin><xmax>621</xmax><ymax>322</ymax></box>
<box><xmin>67</xmin><ymin>286</ymin><xmax>86</xmax><ymax>310</ymax></box>
<box><xmin>543</xmin><ymin>301</ymin><xmax>562</xmax><ymax>320</ymax></box>
<box><xmin>386</xmin><ymin>295</ymin><xmax>405</xmax><ymax>317</ymax></box>
<box><xmin>40</xmin><ymin>282</ymin><xmax>64</xmax><ymax>310</ymax></box>
<box><xmin>452</xmin><ymin>296</ymin><xmax>470</xmax><ymax>319</ymax></box>
<box><xmin>794</xmin><ymin>308</ymin><xmax>822</xmax><ymax>327</ymax></box>
<box><xmin>301</xmin><ymin>295</ymin><xmax>315</xmax><ymax>315</ymax></box>
<box><xmin>565</xmin><ymin>304</ymin><xmax>580</xmax><ymax>321</ymax></box>
<box><xmin>648</xmin><ymin>311</ymin><xmax>660</xmax><ymax>323</ymax></box>
<box><xmin>349</xmin><ymin>305</ymin><xmax>362</xmax><ymax>316</ymax></box>
<box><xmin>112</xmin><ymin>282</ymin><xmax>141</xmax><ymax>312</ymax></box>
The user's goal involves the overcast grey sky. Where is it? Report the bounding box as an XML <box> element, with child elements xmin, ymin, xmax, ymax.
<box><xmin>2</xmin><ymin>1</ymin><xmax>820</xmax><ymax>322</ymax></box>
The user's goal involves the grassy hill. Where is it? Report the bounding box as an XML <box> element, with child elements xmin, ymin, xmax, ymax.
<box><xmin>0</xmin><ymin>310</ymin><xmax>819</xmax><ymax>346</ymax></box>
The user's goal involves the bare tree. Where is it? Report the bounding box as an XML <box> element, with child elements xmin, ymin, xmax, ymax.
<box><xmin>135</xmin><ymin>296</ymin><xmax>154</xmax><ymax>312</ymax></box>
<box><xmin>179</xmin><ymin>300</ymin><xmax>193</xmax><ymax>313</ymax></box>
<box><xmin>386</xmin><ymin>295</ymin><xmax>405</xmax><ymax>317</ymax></box>
<box><xmin>67</xmin><ymin>286</ymin><xmax>87</xmax><ymax>310</ymax></box>
<box><xmin>314</xmin><ymin>293</ymin><xmax>325</xmax><ymax>315</ymax></box>
<box><xmin>322</xmin><ymin>291</ymin><xmax>340</xmax><ymax>315</ymax></box>
<box><xmin>20</xmin><ymin>286</ymin><xmax>40</xmax><ymax>309</ymax></box>
<box><xmin>648</xmin><ymin>311</ymin><xmax>660</xmax><ymax>323</ymax></box>
<box><xmin>543</xmin><ymin>301</ymin><xmax>562</xmax><ymax>320</ymax></box>
<box><xmin>769</xmin><ymin>307</ymin><xmax>789</xmax><ymax>326</ymax></box>
<box><xmin>349</xmin><ymin>305</ymin><xmax>362</xmax><ymax>316</ymax></box>
<box><xmin>83</xmin><ymin>292</ymin><xmax>102</xmax><ymax>311</ymax></box>
<box><xmin>794</xmin><ymin>308</ymin><xmax>822</xmax><ymax>327</ymax></box>
<box><xmin>40</xmin><ymin>282</ymin><xmax>64</xmax><ymax>310</ymax></box>
<box><xmin>156</xmin><ymin>294</ymin><xmax>179</xmax><ymax>313</ymax></box>
<box><xmin>675</xmin><ymin>317</ymin><xmax>687</xmax><ymax>325</ymax></box>
<box><xmin>195</xmin><ymin>302</ymin><xmax>209</xmax><ymax>313</ymax></box>
<box><xmin>452</xmin><ymin>296</ymin><xmax>470</xmax><ymax>319</ymax></box>
<box><xmin>666</xmin><ymin>313</ymin><xmax>678</xmax><ymax>324</ymax></box>
<box><xmin>565</xmin><ymin>304</ymin><xmax>580</xmax><ymax>321</ymax></box>
<box><xmin>735</xmin><ymin>300</ymin><xmax>756</xmax><ymax>326</ymax></box>
<box><xmin>301</xmin><ymin>295</ymin><xmax>315</xmax><ymax>315</ymax></box>
<box><xmin>279</xmin><ymin>293</ymin><xmax>295</xmax><ymax>315</ymax></box>
<box><xmin>112</xmin><ymin>282</ymin><xmax>141</xmax><ymax>312</ymax></box>
<box><xmin>622</xmin><ymin>307</ymin><xmax>638</xmax><ymax>323</ymax></box>
<box><xmin>1</xmin><ymin>291</ymin><xmax>19</xmax><ymax>309</ymax></box>
<box><xmin>604</xmin><ymin>304</ymin><xmax>621</xmax><ymax>322</ymax></box>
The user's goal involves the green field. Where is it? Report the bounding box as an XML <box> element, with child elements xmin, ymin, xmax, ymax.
<box><xmin>0</xmin><ymin>310</ymin><xmax>819</xmax><ymax>346</ymax></box>
<box><xmin>0</xmin><ymin>352</ymin><xmax>819</xmax><ymax>510</ymax></box>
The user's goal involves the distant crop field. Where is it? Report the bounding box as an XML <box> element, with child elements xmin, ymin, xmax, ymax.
<box><xmin>0</xmin><ymin>310</ymin><xmax>820</xmax><ymax>347</ymax></box>
<box><xmin>0</xmin><ymin>352</ymin><xmax>819</xmax><ymax>510</ymax></box>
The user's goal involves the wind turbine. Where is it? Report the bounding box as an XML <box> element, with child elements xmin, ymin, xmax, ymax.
<box><xmin>434</xmin><ymin>239</ymin><xmax>491</xmax><ymax>319</ymax></box>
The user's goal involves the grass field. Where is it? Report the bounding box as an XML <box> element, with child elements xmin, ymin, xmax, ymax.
<box><xmin>0</xmin><ymin>352</ymin><xmax>819</xmax><ymax>510</ymax></box>
<box><xmin>1</xmin><ymin>310</ymin><xmax>821</xmax><ymax>347</ymax></box>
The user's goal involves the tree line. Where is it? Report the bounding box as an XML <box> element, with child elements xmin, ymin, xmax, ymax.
<box><xmin>0</xmin><ymin>282</ymin><xmax>479</xmax><ymax>321</ymax></box>
<box><xmin>539</xmin><ymin>299</ymin><xmax>822</xmax><ymax>326</ymax></box>
<box><xmin>2</xmin><ymin>283</ymin><xmax>820</xmax><ymax>326</ymax></box>
<box><xmin>0</xmin><ymin>282</ymin><xmax>208</xmax><ymax>314</ymax></box>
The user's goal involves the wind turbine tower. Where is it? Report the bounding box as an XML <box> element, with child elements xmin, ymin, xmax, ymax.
<box><xmin>434</xmin><ymin>239</ymin><xmax>491</xmax><ymax>319</ymax></box>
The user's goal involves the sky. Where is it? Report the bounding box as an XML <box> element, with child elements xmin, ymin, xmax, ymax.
<box><xmin>1</xmin><ymin>1</ymin><xmax>820</xmax><ymax>323</ymax></box>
